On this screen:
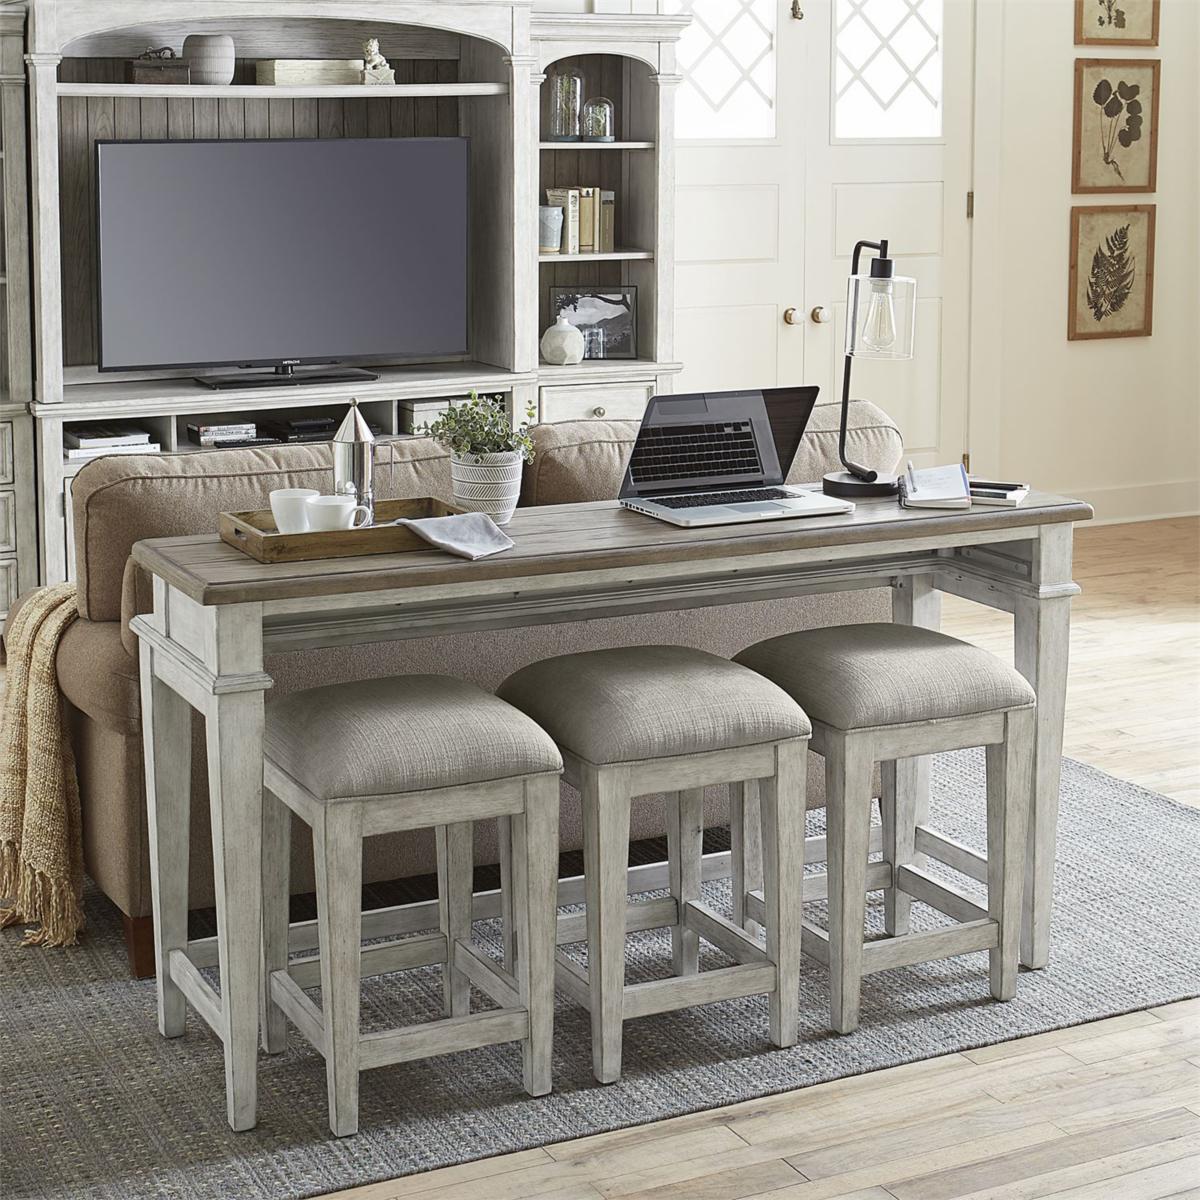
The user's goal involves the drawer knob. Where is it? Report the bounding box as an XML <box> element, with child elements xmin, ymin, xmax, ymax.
<box><xmin>592</xmin><ymin>406</ymin><xmax>607</xmax><ymax>418</ymax></box>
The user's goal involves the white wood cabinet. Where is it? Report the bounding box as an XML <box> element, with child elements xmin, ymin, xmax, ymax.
<box><xmin>17</xmin><ymin>1</ymin><xmax>687</xmax><ymax>583</ymax></box>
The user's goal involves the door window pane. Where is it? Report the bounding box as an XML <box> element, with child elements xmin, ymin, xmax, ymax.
<box><xmin>667</xmin><ymin>0</ymin><xmax>777</xmax><ymax>140</ymax></box>
<box><xmin>835</xmin><ymin>0</ymin><xmax>943</xmax><ymax>139</ymax></box>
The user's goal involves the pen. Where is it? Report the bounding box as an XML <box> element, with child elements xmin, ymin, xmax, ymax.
<box><xmin>906</xmin><ymin>459</ymin><xmax>917</xmax><ymax>492</ymax></box>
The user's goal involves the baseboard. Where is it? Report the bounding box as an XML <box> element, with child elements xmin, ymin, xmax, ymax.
<box><xmin>1069</xmin><ymin>478</ymin><xmax>1200</xmax><ymax>526</ymax></box>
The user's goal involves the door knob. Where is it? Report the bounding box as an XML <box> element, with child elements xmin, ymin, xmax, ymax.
<box><xmin>810</xmin><ymin>305</ymin><xmax>832</xmax><ymax>324</ymax></box>
<box><xmin>783</xmin><ymin>307</ymin><xmax>800</xmax><ymax>325</ymax></box>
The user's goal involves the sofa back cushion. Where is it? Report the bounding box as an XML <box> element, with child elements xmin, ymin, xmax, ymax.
<box><xmin>521</xmin><ymin>399</ymin><xmax>903</xmax><ymax>506</ymax></box>
<box><xmin>73</xmin><ymin>438</ymin><xmax>450</xmax><ymax>622</ymax></box>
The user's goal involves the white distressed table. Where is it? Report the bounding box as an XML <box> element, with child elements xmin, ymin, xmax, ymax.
<box><xmin>131</xmin><ymin>492</ymin><xmax>1091</xmax><ymax>1130</ymax></box>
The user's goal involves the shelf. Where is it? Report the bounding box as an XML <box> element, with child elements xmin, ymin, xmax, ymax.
<box><xmin>538</xmin><ymin>141</ymin><xmax>653</xmax><ymax>151</ymax></box>
<box><xmin>539</xmin><ymin>249</ymin><xmax>654</xmax><ymax>264</ymax></box>
<box><xmin>537</xmin><ymin>358</ymin><xmax>683</xmax><ymax>384</ymax></box>
<box><xmin>56</xmin><ymin>82</ymin><xmax>509</xmax><ymax>100</ymax></box>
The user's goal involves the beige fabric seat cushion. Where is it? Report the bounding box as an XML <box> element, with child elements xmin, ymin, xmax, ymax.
<box><xmin>265</xmin><ymin>676</ymin><xmax>562</xmax><ymax>802</ymax></box>
<box><xmin>735</xmin><ymin>623</ymin><xmax>1036</xmax><ymax>732</ymax></box>
<box><xmin>497</xmin><ymin>645</ymin><xmax>811</xmax><ymax>766</ymax></box>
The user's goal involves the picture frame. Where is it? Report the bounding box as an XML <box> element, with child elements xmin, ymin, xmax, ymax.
<box><xmin>1068</xmin><ymin>204</ymin><xmax>1155</xmax><ymax>341</ymax></box>
<box><xmin>550</xmin><ymin>286</ymin><xmax>638</xmax><ymax>360</ymax></box>
<box><xmin>1074</xmin><ymin>0</ymin><xmax>1160</xmax><ymax>46</ymax></box>
<box><xmin>1072</xmin><ymin>58</ymin><xmax>1159</xmax><ymax>194</ymax></box>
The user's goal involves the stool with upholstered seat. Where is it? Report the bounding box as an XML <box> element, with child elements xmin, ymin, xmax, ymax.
<box><xmin>734</xmin><ymin>624</ymin><xmax>1036</xmax><ymax>1035</ymax></box>
<box><xmin>259</xmin><ymin>675</ymin><xmax>562</xmax><ymax>1136</ymax></box>
<box><xmin>498</xmin><ymin>645</ymin><xmax>811</xmax><ymax>1083</ymax></box>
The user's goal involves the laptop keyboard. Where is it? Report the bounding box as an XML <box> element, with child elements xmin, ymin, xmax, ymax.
<box><xmin>628</xmin><ymin>421</ymin><xmax>764</xmax><ymax>486</ymax></box>
<box><xmin>652</xmin><ymin>488</ymin><xmax>794</xmax><ymax>509</ymax></box>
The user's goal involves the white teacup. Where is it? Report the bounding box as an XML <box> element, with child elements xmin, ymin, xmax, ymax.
<box><xmin>269</xmin><ymin>488</ymin><xmax>319</xmax><ymax>534</ymax></box>
<box><xmin>305</xmin><ymin>494</ymin><xmax>372</xmax><ymax>531</ymax></box>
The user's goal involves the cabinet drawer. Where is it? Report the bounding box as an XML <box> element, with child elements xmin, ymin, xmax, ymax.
<box><xmin>539</xmin><ymin>382</ymin><xmax>653</xmax><ymax>424</ymax></box>
<box><xmin>0</xmin><ymin>422</ymin><xmax>12</xmax><ymax>486</ymax></box>
<box><xmin>0</xmin><ymin>490</ymin><xmax>14</xmax><ymax>554</ymax></box>
<box><xmin>0</xmin><ymin>558</ymin><xmax>17</xmax><ymax>616</ymax></box>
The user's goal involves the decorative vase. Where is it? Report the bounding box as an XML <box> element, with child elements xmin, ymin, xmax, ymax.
<box><xmin>546</xmin><ymin>68</ymin><xmax>583</xmax><ymax>141</ymax></box>
<box><xmin>182</xmin><ymin>33</ymin><xmax>236</xmax><ymax>85</ymax></box>
<box><xmin>450</xmin><ymin>451</ymin><xmax>524</xmax><ymax>525</ymax></box>
<box><xmin>540</xmin><ymin>314</ymin><xmax>585</xmax><ymax>365</ymax></box>
<box><xmin>539</xmin><ymin>205</ymin><xmax>565</xmax><ymax>255</ymax></box>
<box><xmin>581</xmin><ymin>96</ymin><xmax>616</xmax><ymax>142</ymax></box>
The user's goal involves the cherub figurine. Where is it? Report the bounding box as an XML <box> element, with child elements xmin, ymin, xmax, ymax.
<box><xmin>361</xmin><ymin>37</ymin><xmax>395</xmax><ymax>85</ymax></box>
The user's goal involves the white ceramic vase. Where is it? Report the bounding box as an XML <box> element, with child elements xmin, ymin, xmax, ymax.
<box><xmin>540</xmin><ymin>314</ymin><xmax>585</xmax><ymax>365</ymax></box>
<box><xmin>183</xmin><ymin>34</ymin><xmax>236</xmax><ymax>85</ymax></box>
<box><xmin>450</xmin><ymin>451</ymin><xmax>524</xmax><ymax>525</ymax></box>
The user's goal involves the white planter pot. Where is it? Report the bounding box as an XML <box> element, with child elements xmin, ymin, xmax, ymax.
<box><xmin>450</xmin><ymin>451</ymin><xmax>523</xmax><ymax>525</ymax></box>
<box><xmin>183</xmin><ymin>34</ymin><xmax>236</xmax><ymax>85</ymax></box>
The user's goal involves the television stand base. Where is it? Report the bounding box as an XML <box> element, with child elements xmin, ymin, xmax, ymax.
<box><xmin>195</xmin><ymin>366</ymin><xmax>381</xmax><ymax>391</ymax></box>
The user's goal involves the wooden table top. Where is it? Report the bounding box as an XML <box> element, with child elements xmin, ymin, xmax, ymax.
<box><xmin>132</xmin><ymin>493</ymin><xmax>1094</xmax><ymax>607</ymax></box>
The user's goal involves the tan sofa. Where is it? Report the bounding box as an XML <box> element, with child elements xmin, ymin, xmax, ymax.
<box><xmin>9</xmin><ymin>401</ymin><xmax>902</xmax><ymax>974</ymax></box>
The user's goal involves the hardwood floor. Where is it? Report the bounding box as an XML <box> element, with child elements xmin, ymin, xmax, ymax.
<box><xmin>309</xmin><ymin>518</ymin><xmax>1198</xmax><ymax>1197</ymax></box>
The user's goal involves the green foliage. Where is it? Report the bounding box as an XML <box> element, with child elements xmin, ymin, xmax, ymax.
<box><xmin>423</xmin><ymin>391</ymin><xmax>537</xmax><ymax>463</ymax></box>
<box><xmin>1086</xmin><ymin>223</ymin><xmax>1136</xmax><ymax>322</ymax></box>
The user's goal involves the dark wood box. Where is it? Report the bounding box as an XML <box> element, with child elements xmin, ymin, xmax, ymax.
<box><xmin>126</xmin><ymin>59</ymin><xmax>191</xmax><ymax>85</ymax></box>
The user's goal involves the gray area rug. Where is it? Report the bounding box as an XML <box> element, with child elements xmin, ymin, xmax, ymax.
<box><xmin>3</xmin><ymin>753</ymin><xmax>1198</xmax><ymax>1200</ymax></box>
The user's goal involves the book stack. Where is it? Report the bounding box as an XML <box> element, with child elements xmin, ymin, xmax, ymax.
<box><xmin>64</xmin><ymin>424</ymin><xmax>159</xmax><ymax>460</ymax></box>
<box><xmin>256</xmin><ymin>59</ymin><xmax>365</xmax><ymax>86</ymax></box>
<box><xmin>187</xmin><ymin>421</ymin><xmax>258</xmax><ymax>447</ymax></box>
<box><xmin>543</xmin><ymin>187</ymin><xmax>616</xmax><ymax>255</ymax></box>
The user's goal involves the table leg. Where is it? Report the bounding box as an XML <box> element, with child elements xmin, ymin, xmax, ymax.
<box><xmin>1014</xmin><ymin>524</ymin><xmax>1074</xmax><ymax>970</ymax></box>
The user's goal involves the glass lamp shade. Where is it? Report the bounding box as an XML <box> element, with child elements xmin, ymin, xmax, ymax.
<box><xmin>844</xmin><ymin>272</ymin><xmax>916</xmax><ymax>360</ymax></box>
<box><xmin>581</xmin><ymin>96</ymin><xmax>616</xmax><ymax>142</ymax></box>
<box><xmin>547</xmin><ymin>69</ymin><xmax>583</xmax><ymax>141</ymax></box>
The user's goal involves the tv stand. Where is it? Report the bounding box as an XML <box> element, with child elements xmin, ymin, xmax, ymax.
<box><xmin>196</xmin><ymin>364</ymin><xmax>381</xmax><ymax>391</ymax></box>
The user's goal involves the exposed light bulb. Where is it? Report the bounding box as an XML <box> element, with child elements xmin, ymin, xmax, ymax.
<box><xmin>860</xmin><ymin>280</ymin><xmax>897</xmax><ymax>351</ymax></box>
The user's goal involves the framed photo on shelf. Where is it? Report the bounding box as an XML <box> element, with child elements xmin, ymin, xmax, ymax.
<box><xmin>1068</xmin><ymin>204</ymin><xmax>1155</xmax><ymax>341</ymax></box>
<box><xmin>1072</xmin><ymin>58</ymin><xmax>1159</xmax><ymax>193</ymax></box>
<box><xmin>550</xmin><ymin>286</ymin><xmax>638</xmax><ymax>359</ymax></box>
<box><xmin>1074</xmin><ymin>0</ymin><xmax>1160</xmax><ymax>46</ymax></box>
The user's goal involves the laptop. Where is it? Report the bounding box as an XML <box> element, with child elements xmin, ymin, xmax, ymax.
<box><xmin>618</xmin><ymin>387</ymin><xmax>854</xmax><ymax>527</ymax></box>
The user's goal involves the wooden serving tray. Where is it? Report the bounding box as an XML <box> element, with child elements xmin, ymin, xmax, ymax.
<box><xmin>219</xmin><ymin>497</ymin><xmax>465</xmax><ymax>564</ymax></box>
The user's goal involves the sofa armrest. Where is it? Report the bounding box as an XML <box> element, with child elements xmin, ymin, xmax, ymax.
<box><xmin>119</xmin><ymin>556</ymin><xmax>153</xmax><ymax>659</ymax></box>
<box><xmin>789</xmin><ymin>400</ymin><xmax>903</xmax><ymax>484</ymax></box>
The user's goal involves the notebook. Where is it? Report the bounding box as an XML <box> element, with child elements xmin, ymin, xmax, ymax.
<box><xmin>968</xmin><ymin>478</ymin><xmax>1031</xmax><ymax>507</ymax></box>
<box><xmin>897</xmin><ymin>463</ymin><xmax>972</xmax><ymax>510</ymax></box>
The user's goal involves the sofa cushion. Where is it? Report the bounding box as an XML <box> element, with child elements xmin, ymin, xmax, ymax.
<box><xmin>57</xmin><ymin>618</ymin><xmax>140</xmax><ymax>736</ymax></box>
<box><xmin>520</xmin><ymin>400</ymin><xmax>903</xmax><ymax>506</ymax></box>
<box><xmin>72</xmin><ymin>439</ymin><xmax>451</xmax><ymax>623</ymax></box>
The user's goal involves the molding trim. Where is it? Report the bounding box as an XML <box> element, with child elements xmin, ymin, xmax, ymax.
<box><xmin>530</xmin><ymin>14</ymin><xmax>690</xmax><ymax>44</ymax></box>
<box><xmin>1065</xmin><ymin>478</ymin><xmax>1200</xmax><ymax>526</ymax></box>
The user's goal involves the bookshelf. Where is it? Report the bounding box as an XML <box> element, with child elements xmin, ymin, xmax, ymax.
<box><xmin>17</xmin><ymin>2</ymin><xmax>688</xmax><ymax>583</ymax></box>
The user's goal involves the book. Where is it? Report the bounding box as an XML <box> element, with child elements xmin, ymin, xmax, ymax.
<box><xmin>599</xmin><ymin>190</ymin><xmax>615</xmax><ymax>254</ymax></box>
<box><xmin>968</xmin><ymin>478</ymin><xmax>1030</xmax><ymax>507</ymax></box>
<box><xmin>897</xmin><ymin>463</ymin><xmax>972</xmax><ymax>509</ymax></box>
<box><xmin>578</xmin><ymin>187</ymin><xmax>597</xmax><ymax>253</ymax></box>
<box><xmin>66</xmin><ymin>443</ymin><xmax>160</xmax><ymax>460</ymax></box>
<box><xmin>187</xmin><ymin>422</ymin><xmax>257</xmax><ymax>447</ymax></box>
<box><xmin>256</xmin><ymin>60</ymin><xmax>364</xmax><ymax>86</ymax></box>
<box><xmin>63</xmin><ymin>424</ymin><xmax>152</xmax><ymax>449</ymax></box>
<box><xmin>545</xmin><ymin>187</ymin><xmax>580</xmax><ymax>255</ymax></box>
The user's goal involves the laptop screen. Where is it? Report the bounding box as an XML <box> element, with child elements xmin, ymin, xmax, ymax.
<box><xmin>618</xmin><ymin>387</ymin><xmax>819</xmax><ymax>499</ymax></box>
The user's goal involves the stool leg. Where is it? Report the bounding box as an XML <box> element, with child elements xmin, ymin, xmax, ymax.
<box><xmin>730</xmin><ymin>779</ymin><xmax>763</xmax><ymax>938</ymax></box>
<box><xmin>761</xmin><ymin>741</ymin><xmax>806</xmax><ymax>1048</ymax></box>
<box><xmin>825</xmin><ymin>732</ymin><xmax>874</xmax><ymax>1035</ymax></box>
<box><xmin>436</xmin><ymin>822</ymin><xmax>474</xmax><ymax>1018</ymax></box>
<box><xmin>497</xmin><ymin>816</ymin><xmax>517</xmax><ymax>972</ymax></box>
<box><xmin>314</xmin><ymin>807</ymin><xmax>363</xmax><ymax>1138</ymax></box>
<box><xmin>260</xmin><ymin>787</ymin><xmax>291</xmax><ymax>1054</ymax></box>
<box><xmin>513</xmin><ymin>775</ymin><xmax>559</xmax><ymax>1097</ymax></box>
<box><xmin>988</xmin><ymin>708</ymin><xmax>1035</xmax><ymax>1001</ymax></box>
<box><xmin>667</xmin><ymin>788</ymin><xmax>704</xmax><ymax>975</ymax></box>
<box><xmin>881</xmin><ymin>759</ymin><xmax>918</xmax><ymax>937</ymax></box>
<box><xmin>582</xmin><ymin>764</ymin><xmax>632</xmax><ymax>1084</ymax></box>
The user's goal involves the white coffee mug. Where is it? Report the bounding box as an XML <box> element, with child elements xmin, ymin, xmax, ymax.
<box><xmin>269</xmin><ymin>488</ymin><xmax>319</xmax><ymax>534</ymax></box>
<box><xmin>305</xmin><ymin>494</ymin><xmax>372</xmax><ymax>531</ymax></box>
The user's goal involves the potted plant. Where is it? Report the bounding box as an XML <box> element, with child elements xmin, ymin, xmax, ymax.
<box><xmin>424</xmin><ymin>392</ymin><xmax>536</xmax><ymax>525</ymax></box>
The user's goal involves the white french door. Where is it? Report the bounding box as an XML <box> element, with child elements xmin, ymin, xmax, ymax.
<box><xmin>670</xmin><ymin>0</ymin><xmax>973</xmax><ymax>468</ymax></box>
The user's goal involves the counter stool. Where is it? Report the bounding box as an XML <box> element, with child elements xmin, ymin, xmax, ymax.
<box><xmin>735</xmin><ymin>624</ymin><xmax>1036</xmax><ymax>1035</ymax></box>
<box><xmin>498</xmin><ymin>645</ymin><xmax>811</xmax><ymax>1083</ymax></box>
<box><xmin>260</xmin><ymin>675</ymin><xmax>562</xmax><ymax>1136</ymax></box>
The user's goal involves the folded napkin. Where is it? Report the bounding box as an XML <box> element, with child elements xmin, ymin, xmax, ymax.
<box><xmin>394</xmin><ymin>512</ymin><xmax>515</xmax><ymax>560</ymax></box>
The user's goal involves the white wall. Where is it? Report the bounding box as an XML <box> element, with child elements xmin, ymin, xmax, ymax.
<box><xmin>970</xmin><ymin>0</ymin><xmax>1200</xmax><ymax>522</ymax></box>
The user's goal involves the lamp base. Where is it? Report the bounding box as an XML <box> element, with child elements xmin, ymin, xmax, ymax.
<box><xmin>822</xmin><ymin>470</ymin><xmax>899</xmax><ymax>499</ymax></box>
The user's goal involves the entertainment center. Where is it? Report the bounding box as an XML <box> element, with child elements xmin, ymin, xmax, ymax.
<box><xmin>6</xmin><ymin>1</ymin><xmax>686</xmax><ymax>585</ymax></box>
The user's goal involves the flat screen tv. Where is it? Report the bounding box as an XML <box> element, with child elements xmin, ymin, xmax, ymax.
<box><xmin>96</xmin><ymin>137</ymin><xmax>469</xmax><ymax>388</ymax></box>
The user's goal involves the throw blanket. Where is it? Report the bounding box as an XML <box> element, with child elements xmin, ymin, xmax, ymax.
<box><xmin>0</xmin><ymin>583</ymin><xmax>84</xmax><ymax>946</ymax></box>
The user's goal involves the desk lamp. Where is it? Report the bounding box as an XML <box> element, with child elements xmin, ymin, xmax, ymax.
<box><xmin>822</xmin><ymin>238</ymin><xmax>916</xmax><ymax>499</ymax></box>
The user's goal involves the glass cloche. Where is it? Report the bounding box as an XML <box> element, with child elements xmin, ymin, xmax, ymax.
<box><xmin>581</xmin><ymin>96</ymin><xmax>616</xmax><ymax>143</ymax></box>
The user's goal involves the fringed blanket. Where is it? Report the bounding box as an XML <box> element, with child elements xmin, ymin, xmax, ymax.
<box><xmin>0</xmin><ymin>583</ymin><xmax>84</xmax><ymax>946</ymax></box>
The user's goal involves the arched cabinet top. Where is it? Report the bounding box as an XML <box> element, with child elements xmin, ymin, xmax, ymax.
<box><xmin>530</xmin><ymin>13</ymin><xmax>688</xmax><ymax>74</ymax></box>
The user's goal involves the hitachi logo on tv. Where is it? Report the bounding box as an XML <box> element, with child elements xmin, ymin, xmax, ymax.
<box><xmin>280</xmin><ymin>359</ymin><xmax>301</xmax><ymax>366</ymax></box>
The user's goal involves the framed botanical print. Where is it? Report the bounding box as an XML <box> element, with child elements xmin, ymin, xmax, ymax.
<box><xmin>1068</xmin><ymin>205</ymin><xmax>1155</xmax><ymax>340</ymax></box>
<box><xmin>1072</xmin><ymin>59</ymin><xmax>1159</xmax><ymax>193</ymax></box>
<box><xmin>1075</xmin><ymin>0</ymin><xmax>1160</xmax><ymax>46</ymax></box>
